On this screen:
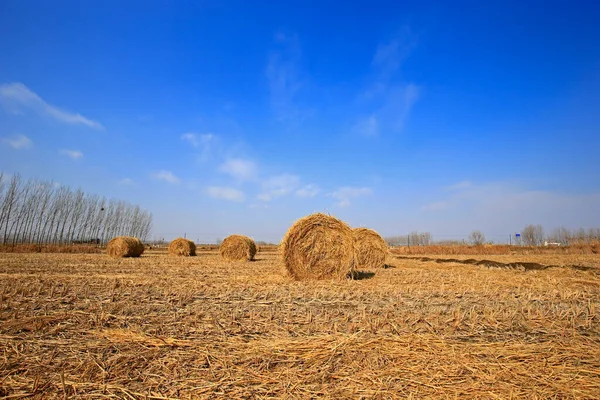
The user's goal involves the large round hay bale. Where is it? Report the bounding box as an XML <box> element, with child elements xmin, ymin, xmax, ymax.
<box><xmin>168</xmin><ymin>237</ymin><xmax>196</xmax><ymax>256</ymax></box>
<box><xmin>353</xmin><ymin>227</ymin><xmax>388</xmax><ymax>269</ymax></box>
<box><xmin>281</xmin><ymin>213</ymin><xmax>355</xmax><ymax>280</ymax></box>
<box><xmin>106</xmin><ymin>236</ymin><xmax>144</xmax><ymax>258</ymax></box>
<box><xmin>219</xmin><ymin>235</ymin><xmax>257</xmax><ymax>261</ymax></box>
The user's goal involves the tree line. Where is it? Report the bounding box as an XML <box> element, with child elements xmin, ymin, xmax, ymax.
<box><xmin>0</xmin><ymin>173</ymin><xmax>153</xmax><ymax>245</ymax></box>
<box><xmin>385</xmin><ymin>225</ymin><xmax>600</xmax><ymax>247</ymax></box>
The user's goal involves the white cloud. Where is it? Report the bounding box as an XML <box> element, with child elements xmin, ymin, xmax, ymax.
<box><xmin>328</xmin><ymin>186</ymin><xmax>373</xmax><ymax>207</ymax></box>
<box><xmin>59</xmin><ymin>149</ymin><xmax>83</xmax><ymax>160</ymax></box>
<box><xmin>118</xmin><ymin>178</ymin><xmax>134</xmax><ymax>185</ymax></box>
<box><xmin>181</xmin><ymin>132</ymin><xmax>213</xmax><ymax>147</ymax></box>
<box><xmin>206</xmin><ymin>186</ymin><xmax>245</xmax><ymax>202</ymax></box>
<box><xmin>181</xmin><ymin>132</ymin><xmax>215</xmax><ymax>161</ymax></box>
<box><xmin>258</xmin><ymin>173</ymin><xmax>300</xmax><ymax>202</ymax></box>
<box><xmin>354</xmin><ymin>115</ymin><xmax>379</xmax><ymax>137</ymax></box>
<box><xmin>1</xmin><ymin>134</ymin><xmax>32</xmax><ymax>149</ymax></box>
<box><xmin>219</xmin><ymin>158</ymin><xmax>257</xmax><ymax>181</ymax></box>
<box><xmin>151</xmin><ymin>170</ymin><xmax>180</xmax><ymax>184</ymax></box>
<box><xmin>0</xmin><ymin>82</ymin><xmax>103</xmax><ymax>129</ymax></box>
<box><xmin>181</xmin><ymin>133</ymin><xmax>199</xmax><ymax>147</ymax></box>
<box><xmin>296</xmin><ymin>184</ymin><xmax>320</xmax><ymax>198</ymax></box>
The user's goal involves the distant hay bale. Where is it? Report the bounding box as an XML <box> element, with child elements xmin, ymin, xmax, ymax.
<box><xmin>219</xmin><ymin>235</ymin><xmax>257</xmax><ymax>261</ymax></box>
<box><xmin>353</xmin><ymin>227</ymin><xmax>388</xmax><ymax>269</ymax></box>
<box><xmin>106</xmin><ymin>236</ymin><xmax>144</xmax><ymax>258</ymax></box>
<box><xmin>281</xmin><ymin>213</ymin><xmax>355</xmax><ymax>280</ymax></box>
<box><xmin>168</xmin><ymin>238</ymin><xmax>196</xmax><ymax>256</ymax></box>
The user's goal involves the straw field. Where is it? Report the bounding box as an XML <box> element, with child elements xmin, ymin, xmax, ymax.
<box><xmin>1</xmin><ymin>247</ymin><xmax>600</xmax><ymax>398</ymax></box>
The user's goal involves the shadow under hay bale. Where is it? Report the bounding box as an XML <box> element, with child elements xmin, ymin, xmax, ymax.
<box><xmin>281</xmin><ymin>213</ymin><xmax>356</xmax><ymax>280</ymax></box>
<box><xmin>168</xmin><ymin>238</ymin><xmax>196</xmax><ymax>256</ymax></box>
<box><xmin>220</xmin><ymin>235</ymin><xmax>257</xmax><ymax>261</ymax></box>
<box><xmin>106</xmin><ymin>236</ymin><xmax>144</xmax><ymax>258</ymax></box>
<box><xmin>353</xmin><ymin>227</ymin><xmax>388</xmax><ymax>269</ymax></box>
<box><xmin>349</xmin><ymin>270</ymin><xmax>376</xmax><ymax>280</ymax></box>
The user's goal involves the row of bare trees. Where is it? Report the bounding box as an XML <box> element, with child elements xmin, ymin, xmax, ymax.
<box><xmin>0</xmin><ymin>173</ymin><xmax>153</xmax><ymax>245</ymax></box>
<box><xmin>385</xmin><ymin>231</ymin><xmax>432</xmax><ymax>246</ymax></box>
<box><xmin>469</xmin><ymin>225</ymin><xmax>600</xmax><ymax>246</ymax></box>
<box><xmin>545</xmin><ymin>226</ymin><xmax>600</xmax><ymax>245</ymax></box>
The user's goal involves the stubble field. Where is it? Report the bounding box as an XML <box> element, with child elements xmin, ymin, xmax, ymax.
<box><xmin>1</xmin><ymin>248</ymin><xmax>600</xmax><ymax>398</ymax></box>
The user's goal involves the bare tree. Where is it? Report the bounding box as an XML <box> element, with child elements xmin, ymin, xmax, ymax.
<box><xmin>1</xmin><ymin>174</ymin><xmax>22</xmax><ymax>244</ymax></box>
<box><xmin>522</xmin><ymin>224</ymin><xmax>544</xmax><ymax>246</ymax></box>
<box><xmin>469</xmin><ymin>230</ymin><xmax>485</xmax><ymax>246</ymax></box>
<box><xmin>0</xmin><ymin>173</ymin><xmax>153</xmax><ymax>245</ymax></box>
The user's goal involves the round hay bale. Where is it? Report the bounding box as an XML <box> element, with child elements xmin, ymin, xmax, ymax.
<box><xmin>106</xmin><ymin>236</ymin><xmax>144</xmax><ymax>258</ymax></box>
<box><xmin>168</xmin><ymin>238</ymin><xmax>196</xmax><ymax>256</ymax></box>
<box><xmin>281</xmin><ymin>213</ymin><xmax>355</xmax><ymax>280</ymax></box>
<box><xmin>219</xmin><ymin>235</ymin><xmax>257</xmax><ymax>261</ymax></box>
<box><xmin>353</xmin><ymin>227</ymin><xmax>388</xmax><ymax>269</ymax></box>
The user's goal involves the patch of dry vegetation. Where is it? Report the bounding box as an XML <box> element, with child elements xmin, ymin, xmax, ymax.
<box><xmin>0</xmin><ymin>244</ymin><xmax>102</xmax><ymax>254</ymax></box>
<box><xmin>392</xmin><ymin>242</ymin><xmax>600</xmax><ymax>256</ymax></box>
<box><xmin>1</xmin><ymin>249</ymin><xmax>599</xmax><ymax>398</ymax></box>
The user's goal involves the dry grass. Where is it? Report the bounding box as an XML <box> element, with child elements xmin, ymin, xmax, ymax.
<box><xmin>354</xmin><ymin>227</ymin><xmax>388</xmax><ymax>269</ymax></box>
<box><xmin>106</xmin><ymin>236</ymin><xmax>145</xmax><ymax>258</ymax></box>
<box><xmin>168</xmin><ymin>238</ymin><xmax>196</xmax><ymax>257</ymax></box>
<box><xmin>281</xmin><ymin>213</ymin><xmax>356</xmax><ymax>280</ymax></box>
<box><xmin>0</xmin><ymin>243</ymin><xmax>102</xmax><ymax>254</ymax></box>
<box><xmin>392</xmin><ymin>242</ymin><xmax>600</xmax><ymax>256</ymax></box>
<box><xmin>219</xmin><ymin>235</ymin><xmax>257</xmax><ymax>262</ymax></box>
<box><xmin>1</xmin><ymin>248</ymin><xmax>600</xmax><ymax>398</ymax></box>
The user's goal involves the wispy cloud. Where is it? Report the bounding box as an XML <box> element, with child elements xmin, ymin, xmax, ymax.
<box><xmin>0</xmin><ymin>82</ymin><xmax>103</xmax><ymax>129</ymax></box>
<box><xmin>371</xmin><ymin>29</ymin><xmax>417</xmax><ymax>77</ymax></box>
<box><xmin>1</xmin><ymin>134</ymin><xmax>32</xmax><ymax>149</ymax></box>
<box><xmin>206</xmin><ymin>186</ymin><xmax>245</xmax><ymax>202</ymax></box>
<box><xmin>356</xmin><ymin>29</ymin><xmax>419</xmax><ymax>136</ymax></box>
<box><xmin>118</xmin><ymin>178</ymin><xmax>134</xmax><ymax>186</ymax></box>
<box><xmin>59</xmin><ymin>149</ymin><xmax>83</xmax><ymax>160</ymax></box>
<box><xmin>266</xmin><ymin>32</ymin><xmax>310</xmax><ymax>125</ymax></box>
<box><xmin>295</xmin><ymin>184</ymin><xmax>320</xmax><ymax>198</ymax></box>
<box><xmin>420</xmin><ymin>181</ymin><xmax>600</xmax><ymax>233</ymax></box>
<box><xmin>257</xmin><ymin>174</ymin><xmax>300</xmax><ymax>201</ymax></box>
<box><xmin>446</xmin><ymin>180</ymin><xmax>472</xmax><ymax>191</ymax></box>
<box><xmin>181</xmin><ymin>132</ymin><xmax>215</xmax><ymax>161</ymax></box>
<box><xmin>218</xmin><ymin>158</ymin><xmax>257</xmax><ymax>181</ymax></box>
<box><xmin>151</xmin><ymin>170</ymin><xmax>180</xmax><ymax>184</ymax></box>
<box><xmin>354</xmin><ymin>115</ymin><xmax>379</xmax><ymax>137</ymax></box>
<box><xmin>328</xmin><ymin>186</ymin><xmax>372</xmax><ymax>207</ymax></box>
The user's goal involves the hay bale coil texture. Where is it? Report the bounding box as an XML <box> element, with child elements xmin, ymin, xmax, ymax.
<box><xmin>353</xmin><ymin>227</ymin><xmax>388</xmax><ymax>269</ymax></box>
<box><xmin>281</xmin><ymin>213</ymin><xmax>355</xmax><ymax>280</ymax></box>
<box><xmin>168</xmin><ymin>238</ymin><xmax>196</xmax><ymax>256</ymax></box>
<box><xmin>220</xmin><ymin>235</ymin><xmax>257</xmax><ymax>261</ymax></box>
<box><xmin>106</xmin><ymin>236</ymin><xmax>145</xmax><ymax>258</ymax></box>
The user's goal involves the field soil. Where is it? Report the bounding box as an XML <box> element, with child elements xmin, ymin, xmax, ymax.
<box><xmin>1</xmin><ymin>249</ymin><xmax>600</xmax><ymax>398</ymax></box>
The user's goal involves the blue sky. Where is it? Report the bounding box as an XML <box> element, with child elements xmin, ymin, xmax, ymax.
<box><xmin>1</xmin><ymin>1</ymin><xmax>599</xmax><ymax>243</ymax></box>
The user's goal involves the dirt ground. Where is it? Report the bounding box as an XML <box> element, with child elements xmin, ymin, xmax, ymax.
<box><xmin>1</xmin><ymin>249</ymin><xmax>599</xmax><ymax>398</ymax></box>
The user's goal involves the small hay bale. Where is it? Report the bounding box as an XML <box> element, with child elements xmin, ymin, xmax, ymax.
<box><xmin>168</xmin><ymin>238</ymin><xmax>196</xmax><ymax>256</ymax></box>
<box><xmin>281</xmin><ymin>213</ymin><xmax>355</xmax><ymax>280</ymax></box>
<box><xmin>219</xmin><ymin>235</ymin><xmax>257</xmax><ymax>261</ymax></box>
<box><xmin>106</xmin><ymin>236</ymin><xmax>144</xmax><ymax>258</ymax></box>
<box><xmin>353</xmin><ymin>227</ymin><xmax>388</xmax><ymax>269</ymax></box>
